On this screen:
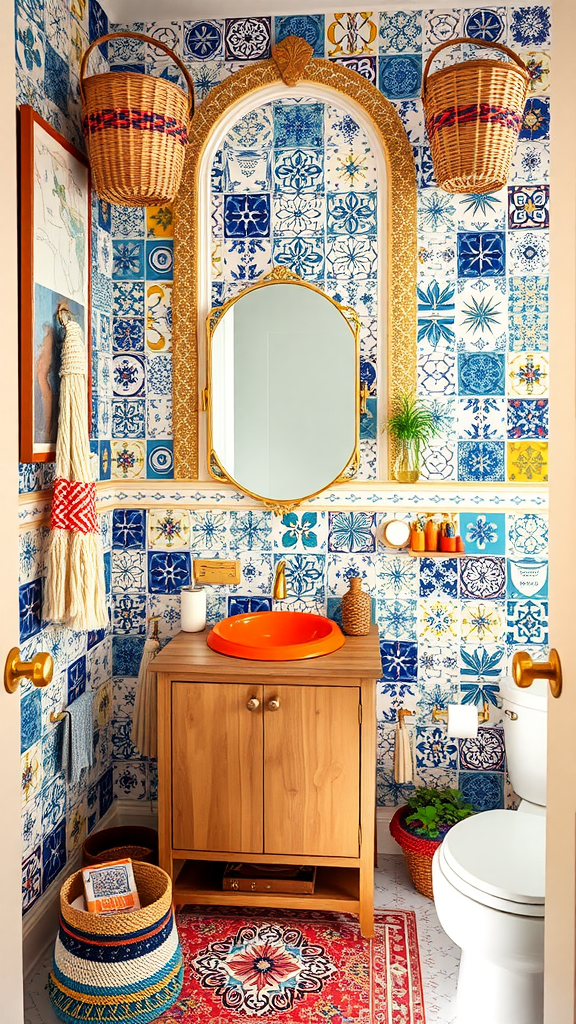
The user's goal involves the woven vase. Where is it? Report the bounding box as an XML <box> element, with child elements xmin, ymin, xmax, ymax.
<box><xmin>341</xmin><ymin>576</ymin><xmax>371</xmax><ymax>636</ymax></box>
<box><xmin>49</xmin><ymin>862</ymin><xmax>183</xmax><ymax>1023</ymax></box>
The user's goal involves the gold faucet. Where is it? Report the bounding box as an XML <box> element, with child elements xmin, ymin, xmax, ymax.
<box><xmin>273</xmin><ymin>560</ymin><xmax>287</xmax><ymax>600</ymax></box>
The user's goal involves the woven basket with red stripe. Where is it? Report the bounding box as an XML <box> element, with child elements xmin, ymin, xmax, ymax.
<box><xmin>390</xmin><ymin>807</ymin><xmax>445</xmax><ymax>900</ymax></box>
<box><xmin>80</xmin><ymin>32</ymin><xmax>195</xmax><ymax>206</ymax></box>
<box><xmin>422</xmin><ymin>37</ymin><xmax>529</xmax><ymax>194</ymax></box>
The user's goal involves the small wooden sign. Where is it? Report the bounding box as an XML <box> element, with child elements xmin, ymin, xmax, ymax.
<box><xmin>193</xmin><ymin>559</ymin><xmax>241</xmax><ymax>585</ymax></box>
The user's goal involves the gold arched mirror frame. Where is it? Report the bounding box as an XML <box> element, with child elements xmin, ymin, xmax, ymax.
<box><xmin>173</xmin><ymin>35</ymin><xmax>417</xmax><ymax>480</ymax></box>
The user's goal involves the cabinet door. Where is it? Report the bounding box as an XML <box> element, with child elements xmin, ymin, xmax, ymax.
<box><xmin>172</xmin><ymin>682</ymin><xmax>263</xmax><ymax>853</ymax></box>
<box><xmin>263</xmin><ymin>685</ymin><xmax>360</xmax><ymax>858</ymax></box>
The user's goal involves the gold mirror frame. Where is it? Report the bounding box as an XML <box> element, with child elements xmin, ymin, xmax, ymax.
<box><xmin>206</xmin><ymin>265</ymin><xmax>361</xmax><ymax>514</ymax></box>
<box><xmin>173</xmin><ymin>35</ymin><xmax>417</xmax><ymax>480</ymax></box>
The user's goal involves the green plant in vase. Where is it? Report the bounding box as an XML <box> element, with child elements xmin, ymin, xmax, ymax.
<box><xmin>405</xmin><ymin>787</ymin><xmax>474</xmax><ymax>839</ymax></box>
<box><xmin>386</xmin><ymin>393</ymin><xmax>440</xmax><ymax>483</ymax></box>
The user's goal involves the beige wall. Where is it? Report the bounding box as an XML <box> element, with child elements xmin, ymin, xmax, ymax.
<box><xmin>546</xmin><ymin>0</ymin><xmax>576</xmax><ymax>1020</ymax></box>
<box><xmin>0</xmin><ymin>0</ymin><xmax>26</xmax><ymax>1016</ymax></box>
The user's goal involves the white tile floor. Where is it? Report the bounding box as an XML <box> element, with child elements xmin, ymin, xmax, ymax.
<box><xmin>24</xmin><ymin>855</ymin><xmax>459</xmax><ymax>1024</ymax></box>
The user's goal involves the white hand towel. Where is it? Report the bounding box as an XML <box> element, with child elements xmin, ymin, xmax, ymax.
<box><xmin>394</xmin><ymin>720</ymin><xmax>414</xmax><ymax>784</ymax></box>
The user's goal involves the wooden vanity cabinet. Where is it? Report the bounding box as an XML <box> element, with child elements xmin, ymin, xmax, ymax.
<box><xmin>153</xmin><ymin>625</ymin><xmax>382</xmax><ymax>938</ymax></box>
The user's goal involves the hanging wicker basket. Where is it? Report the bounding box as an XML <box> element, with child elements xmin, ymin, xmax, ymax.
<box><xmin>80</xmin><ymin>32</ymin><xmax>195</xmax><ymax>206</ymax></box>
<box><xmin>49</xmin><ymin>862</ymin><xmax>183</xmax><ymax>1023</ymax></box>
<box><xmin>390</xmin><ymin>806</ymin><xmax>444</xmax><ymax>899</ymax></box>
<box><xmin>422</xmin><ymin>37</ymin><xmax>529</xmax><ymax>194</ymax></box>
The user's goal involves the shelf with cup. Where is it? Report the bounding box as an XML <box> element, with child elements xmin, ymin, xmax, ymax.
<box><xmin>407</xmin><ymin>548</ymin><xmax>466</xmax><ymax>558</ymax></box>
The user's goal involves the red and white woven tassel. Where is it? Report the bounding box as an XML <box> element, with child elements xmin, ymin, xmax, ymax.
<box><xmin>44</xmin><ymin>318</ymin><xmax>107</xmax><ymax>631</ymax></box>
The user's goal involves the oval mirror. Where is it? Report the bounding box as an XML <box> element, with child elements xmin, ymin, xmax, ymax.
<box><xmin>207</xmin><ymin>268</ymin><xmax>360</xmax><ymax>509</ymax></box>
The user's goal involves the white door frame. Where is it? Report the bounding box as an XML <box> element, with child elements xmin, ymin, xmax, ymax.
<box><xmin>0</xmin><ymin>0</ymin><xmax>26</xmax><ymax>1017</ymax></box>
<box><xmin>546</xmin><ymin>0</ymin><xmax>576</xmax><ymax>1020</ymax></box>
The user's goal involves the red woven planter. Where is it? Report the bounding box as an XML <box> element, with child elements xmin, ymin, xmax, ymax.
<box><xmin>390</xmin><ymin>807</ymin><xmax>443</xmax><ymax>899</ymax></box>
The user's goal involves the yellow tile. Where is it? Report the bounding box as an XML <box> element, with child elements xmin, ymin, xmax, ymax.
<box><xmin>146</xmin><ymin>205</ymin><xmax>174</xmax><ymax>238</ymax></box>
<box><xmin>507</xmin><ymin>441</ymin><xmax>548</xmax><ymax>482</ymax></box>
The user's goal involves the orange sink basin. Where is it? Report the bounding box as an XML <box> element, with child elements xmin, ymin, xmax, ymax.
<box><xmin>207</xmin><ymin>610</ymin><xmax>345</xmax><ymax>661</ymax></box>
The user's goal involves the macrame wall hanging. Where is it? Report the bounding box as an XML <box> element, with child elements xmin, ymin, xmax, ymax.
<box><xmin>44</xmin><ymin>306</ymin><xmax>107</xmax><ymax>631</ymax></box>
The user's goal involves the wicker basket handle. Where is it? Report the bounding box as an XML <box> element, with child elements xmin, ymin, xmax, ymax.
<box><xmin>422</xmin><ymin>36</ymin><xmax>528</xmax><ymax>99</ymax></box>
<box><xmin>80</xmin><ymin>31</ymin><xmax>195</xmax><ymax>118</ymax></box>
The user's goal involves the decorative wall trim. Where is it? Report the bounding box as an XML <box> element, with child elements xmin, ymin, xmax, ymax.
<box><xmin>17</xmin><ymin>480</ymin><xmax>549</xmax><ymax>527</ymax></box>
<box><xmin>173</xmin><ymin>52</ymin><xmax>418</xmax><ymax>480</ymax></box>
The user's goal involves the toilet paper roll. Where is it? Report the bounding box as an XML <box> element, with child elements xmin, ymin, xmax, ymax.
<box><xmin>447</xmin><ymin>703</ymin><xmax>478</xmax><ymax>739</ymax></box>
<box><xmin>181</xmin><ymin>585</ymin><xmax>207</xmax><ymax>632</ymax></box>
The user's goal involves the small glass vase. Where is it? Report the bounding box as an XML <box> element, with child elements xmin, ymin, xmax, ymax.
<box><xmin>393</xmin><ymin>438</ymin><xmax>420</xmax><ymax>483</ymax></box>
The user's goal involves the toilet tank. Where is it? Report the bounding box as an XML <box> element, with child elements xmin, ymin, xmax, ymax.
<box><xmin>501</xmin><ymin>675</ymin><xmax>547</xmax><ymax>807</ymax></box>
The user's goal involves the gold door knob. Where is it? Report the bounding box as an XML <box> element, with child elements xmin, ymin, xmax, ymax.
<box><xmin>268</xmin><ymin>697</ymin><xmax>280</xmax><ymax>712</ymax></box>
<box><xmin>512</xmin><ymin>649</ymin><xmax>562</xmax><ymax>699</ymax></box>
<box><xmin>4</xmin><ymin>647</ymin><xmax>53</xmax><ymax>694</ymax></box>
<box><xmin>246</xmin><ymin>697</ymin><xmax>260</xmax><ymax>712</ymax></box>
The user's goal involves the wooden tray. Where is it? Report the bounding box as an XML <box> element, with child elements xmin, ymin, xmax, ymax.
<box><xmin>223</xmin><ymin>863</ymin><xmax>317</xmax><ymax>894</ymax></box>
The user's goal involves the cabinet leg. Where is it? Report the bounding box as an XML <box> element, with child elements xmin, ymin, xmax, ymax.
<box><xmin>359</xmin><ymin>861</ymin><xmax>375</xmax><ymax>940</ymax></box>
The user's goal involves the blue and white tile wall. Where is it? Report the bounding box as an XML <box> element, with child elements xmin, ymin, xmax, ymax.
<box><xmin>15</xmin><ymin>0</ymin><xmax>552</xmax><ymax>905</ymax></box>
<box><xmin>15</xmin><ymin>0</ymin><xmax>116</xmax><ymax>915</ymax></box>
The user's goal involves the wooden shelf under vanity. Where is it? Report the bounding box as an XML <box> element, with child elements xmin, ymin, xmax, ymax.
<box><xmin>151</xmin><ymin>626</ymin><xmax>382</xmax><ymax>939</ymax></box>
<box><xmin>173</xmin><ymin>861</ymin><xmax>361</xmax><ymax>913</ymax></box>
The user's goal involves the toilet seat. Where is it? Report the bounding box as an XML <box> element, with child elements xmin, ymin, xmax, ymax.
<box><xmin>438</xmin><ymin>809</ymin><xmax>545</xmax><ymax>918</ymax></box>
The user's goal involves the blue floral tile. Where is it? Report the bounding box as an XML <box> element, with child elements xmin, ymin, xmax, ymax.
<box><xmin>519</xmin><ymin>98</ymin><xmax>550</xmax><ymax>141</ymax></box>
<box><xmin>146</xmin><ymin>355</ymin><xmax>172</xmax><ymax>396</ymax></box>
<box><xmin>21</xmin><ymin>688</ymin><xmax>42</xmax><ymax>754</ymax></box>
<box><xmin>378</xmin><ymin>680</ymin><xmax>417</xmax><ymax>724</ymax></box>
<box><xmin>508</xmin><ymin>185</ymin><xmax>549</xmax><ymax>230</ymax></box>
<box><xmin>224</xmin><ymin>17</ymin><xmax>271</xmax><ymax>61</ymax></box>
<box><xmin>419</xmin><ymin>558</ymin><xmax>458</xmax><ymax>598</ymax></box>
<box><xmin>44</xmin><ymin>42</ymin><xmax>69</xmax><ymax>112</ymax></box>
<box><xmin>147</xmin><ymin>440</ymin><xmax>174</xmax><ymax>479</ymax></box>
<box><xmin>223</xmin><ymin>150</ymin><xmax>271</xmax><ymax>194</ymax></box>
<box><xmin>145</xmin><ymin>240</ymin><xmax>174</xmax><ymax>280</ymax></box>
<box><xmin>22</xmin><ymin>846</ymin><xmax>41</xmax><ymax>912</ymax></box>
<box><xmin>332</xmin><ymin>55</ymin><xmax>377</xmax><ymax>85</ymax></box>
<box><xmin>275</xmin><ymin>553</ymin><xmax>326</xmax><ymax>601</ymax></box>
<box><xmin>111</xmin><ymin>205</ymin><xmax>145</xmax><ymax>238</ymax></box>
<box><xmin>457</xmin><ymin>232</ymin><xmax>506</xmax><ymax>277</ymax></box>
<box><xmin>112</xmin><ymin>398</ymin><xmax>145</xmax><ymax>438</ymax></box>
<box><xmin>274</xmin><ymin>102</ymin><xmax>324</xmax><ymax>149</ymax></box>
<box><xmin>379</xmin><ymin>10</ymin><xmax>422</xmax><ymax>52</ymax></box>
<box><xmin>19</xmin><ymin>579</ymin><xmax>42</xmax><ymax>642</ymax></box>
<box><xmin>113</xmin><ymin>354</ymin><xmax>145</xmax><ymax>397</ymax></box>
<box><xmin>463</xmin><ymin>9</ymin><xmax>505</xmax><ymax>41</ymax></box>
<box><xmin>457</xmin><ymin>397</ymin><xmax>506</xmax><ymax>440</ymax></box>
<box><xmin>41</xmin><ymin>774</ymin><xmax>66</xmax><ymax>832</ymax></box>
<box><xmin>507</xmin><ymin>599</ymin><xmax>549</xmax><ymax>646</ymax></box>
<box><xmin>417</xmin><ymin>280</ymin><xmax>455</xmax><ymax>349</ymax></box>
<box><xmin>114</xmin><ymin>760</ymin><xmax>148</xmax><ymax>801</ymax></box>
<box><xmin>377</xmin><ymin>599</ymin><xmax>417</xmax><ymax>641</ymax></box>
<box><xmin>274</xmin><ymin>149</ymin><xmax>324</xmax><ymax>195</ymax></box>
<box><xmin>272</xmin><ymin>235</ymin><xmax>324</xmax><ymax>281</ymax></box>
<box><xmin>424</xmin><ymin>10</ymin><xmax>462</xmax><ymax>46</ymax></box>
<box><xmin>459</xmin><ymin>770</ymin><xmax>504</xmax><ymax>811</ymax></box>
<box><xmin>379</xmin><ymin>640</ymin><xmax>417</xmax><ymax>682</ymax></box>
<box><xmin>326</xmin><ymin>192</ymin><xmax>377</xmax><ymax>236</ymax></box>
<box><xmin>275</xmin><ymin>14</ymin><xmax>325</xmax><ymax>56</ymax></box>
<box><xmin>460</xmin><ymin>556</ymin><xmax>506</xmax><ymax>600</ymax></box>
<box><xmin>273</xmin><ymin>193</ymin><xmax>324</xmax><ymax>235</ymax></box>
<box><xmin>42</xmin><ymin>819</ymin><xmax>67</xmax><ymax>888</ymax></box>
<box><xmin>223</xmin><ymin>194</ymin><xmax>271</xmax><ymax>238</ymax></box>
<box><xmin>88</xmin><ymin>0</ymin><xmax>108</xmax><ymax>51</ymax></box>
<box><xmin>458</xmin><ymin>352</ymin><xmax>505</xmax><ymax>395</ymax></box>
<box><xmin>112</xmin><ymin>719</ymin><xmax>137</xmax><ymax>760</ymax></box>
<box><xmin>67</xmin><ymin>656</ymin><xmax>86</xmax><ymax>704</ymax></box>
<box><xmin>182</xmin><ymin>19</ymin><xmax>224</xmax><ymax>60</ymax></box>
<box><xmin>328</xmin><ymin>511</ymin><xmax>376</xmax><ymax>553</ymax></box>
<box><xmin>113</xmin><ymin>281</ymin><xmax>145</xmax><ymax>318</ymax></box>
<box><xmin>99</xmin><ymin>767</ymin><xmax>114</xmax><ymax>816</ymax></box>
<box><xmin>112</xmin><ymin>240</ymin><xmax>145</xmax><ymax>280</ymax></box>
<box><xmin>113</xmin><ymin>318</ymin><xmax>143</xmax><ymax>352</ymax></box>
<box><xmin>112</xmin><ymin>509</ymin><xmax>145</xmax><ymax>549</ymax></box>
<box><xmin>276</xmin><ymin>511</ymin><xmax>326</xmax><ymax>552</ymax></box>
<box><xmin>510</xmin><ymin>6</ymin><xmax>551</xmax><ymax>47</ymax></box>
<box><xmin>415</xmin><ymin>725</ymin><xmax>458</xmax><ymax>770</ymax></box>
<box><xmin>229</xmin><ymin>510</ymin><xmax>272</xmax><ymax>551</ymax></box>
<box><xmin>148</xmin><ymin>551</ymin><xmax>191</xmax><ymax>594</ymax></box>
<box><xmin>507</xmin><ymin>399</ymin><xmax>548</xmax><ymax>439</ymax></box>
<box><xmin>188</xmin><ymin>510</ymin><xmax>227</xmax><ymax>550</ymax></box>
<box><xmin>509</xmin><ymin>276</ymin><xmax>549</xmax><ymax>352</ymax></box>
<box><xmin>378</xmin><ymin>54</ymin><xmax>422</xmax><ymax>99</ymax></box>
<box><xmin>458</xmin><ymin>440</ymin><xmax>505</xmax><ymax>481</ymax></box>
<box><xmin>112</xmin><ymin>636</ymin><xmax>146</xmax><ymax>677</ymax></box>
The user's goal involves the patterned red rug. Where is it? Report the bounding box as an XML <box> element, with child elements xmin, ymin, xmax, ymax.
<box><xmin>158</xmin><ymin>906</ymin><xmax>426</xmax><ymax>1023</ymax></box>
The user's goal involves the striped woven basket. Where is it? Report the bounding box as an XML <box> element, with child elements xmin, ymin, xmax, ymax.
<box><xmin>49</xmin><ymin>862</ymin><xmax>183</xmax><ymax>1024</ymax></box>
<box><xmin>390</xmin><ymin>807</ymin><xmax>443</xmax><ymax>900</ymax></box>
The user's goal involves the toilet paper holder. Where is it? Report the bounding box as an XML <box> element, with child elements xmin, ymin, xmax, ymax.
<box><xmin>432</xmin><ymin>701</ymin><xmax>490</xmax><ymax>725</ymax></box>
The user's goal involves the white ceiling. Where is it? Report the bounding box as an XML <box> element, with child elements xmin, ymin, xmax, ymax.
<box><xmin>103</xmin><ymin>0</ymin><xmax>541</xmax><ymax>22</ymax></box>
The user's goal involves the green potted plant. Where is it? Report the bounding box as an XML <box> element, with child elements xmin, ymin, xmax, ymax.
<box><xmin>386</xmin><ymin>393</ymin><xmax>439</xmax><ymax>483</ymax></box>
<box><xmin>390</xmin><ymin>787</ymin><xmax>474</xmax><ymax>898</ymax></box>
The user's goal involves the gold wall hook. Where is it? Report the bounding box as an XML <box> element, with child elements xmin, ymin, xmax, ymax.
<box><xmin>397</xmin><ymin>708</ymin><xmax>413</xmax><ymax>726</ymax></box>
<box><xmin>49</xmin><ymin>710</ymin><xmax>67</xmax><ymax>723</ymax></box>
<box><xmin>4</xmin><ymin>647</ymin><xmax>53</xmax><ymax>694</ymax></box>
<box><xmin>512</xmin><ymin>649</ymin><xmax>562</xmax><ymax>699</ymax></box>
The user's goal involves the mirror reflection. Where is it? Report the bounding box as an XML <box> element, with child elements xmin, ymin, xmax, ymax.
<box><xmin>208</xmin><ymin>270</ymin><xmax>359</xmax><ymax>507</ymax></box>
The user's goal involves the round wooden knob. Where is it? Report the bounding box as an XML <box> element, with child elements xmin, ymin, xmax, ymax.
<box><xmin>246</xmin><ymin>697</ymin><xmax>260</xmax><ymax>712</ymax></box>
<box><xmin>268</xmin><ymin>698</ymin><xmax>280</xmax><ymax>712</ymax></box>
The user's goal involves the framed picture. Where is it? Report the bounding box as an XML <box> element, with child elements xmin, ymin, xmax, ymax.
<box><xmin>19</xmin><ymin>104</ymin><xmax>91</xmax><ymax>463</ymax></box>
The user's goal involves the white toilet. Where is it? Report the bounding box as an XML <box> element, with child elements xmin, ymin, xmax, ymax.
<box><xmin>432</xmin><ymin>676</ymin><xmax>547</xmax><ymax>1024</ymax></box>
